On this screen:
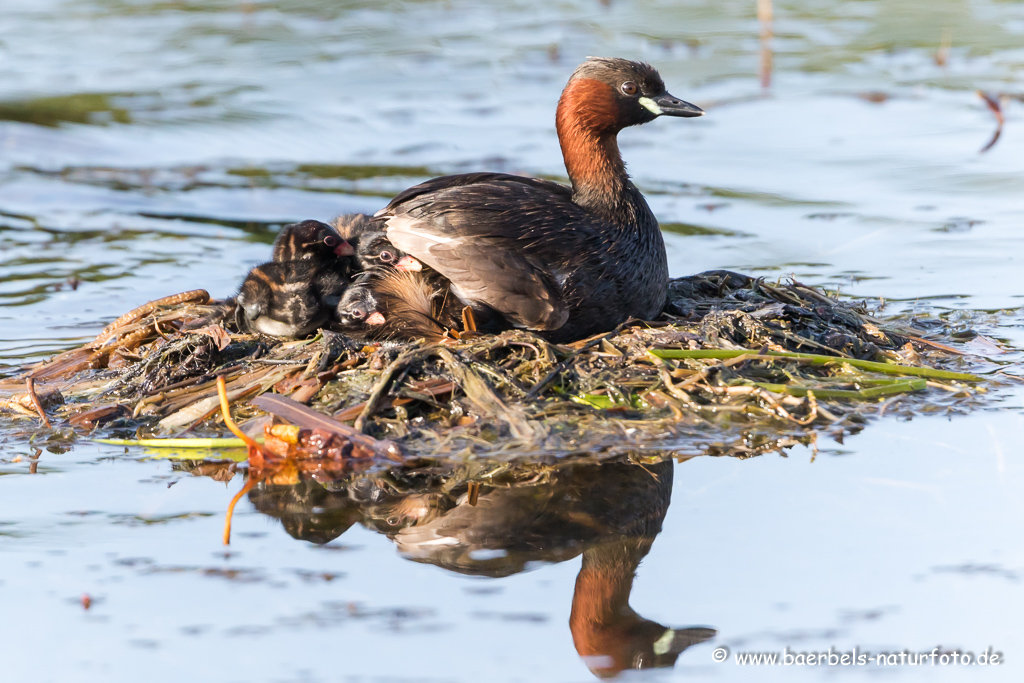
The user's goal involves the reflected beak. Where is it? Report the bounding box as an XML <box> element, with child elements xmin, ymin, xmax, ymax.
<box><xmin>639</xmin><ymin>92</ymin><xmax>704</xmax><ymax>118</ymax></box>
<box><xmin>366</xmin><ymin>311</ymin><xmax>386</xmax><ymax>326</ymax></box>
<box><xmin>335</xmin><ymin>240</ymin><xmax>355</xmax><ymax>257</ymax></box>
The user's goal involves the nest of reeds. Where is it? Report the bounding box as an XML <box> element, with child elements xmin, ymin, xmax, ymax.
<box><xmin>0</xmin><ymin>271</ymin><xmax>997</xmax><ymax>479</ymax></box>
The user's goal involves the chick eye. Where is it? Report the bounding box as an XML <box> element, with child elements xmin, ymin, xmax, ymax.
<box><xmin>621</xmin><ymin>81</ymin><xmax>638</xmax><ymax>96</ymax></box>
<box><xmin>324</xmin><ymin>236</ymin><xmax>338</xmax><ymax>247</ymax></box>
<box><xmin>351</xmin><ymin>308</ymin><xmax>366</xmax><ymax>319</ymax></box>
<box><xmin>379</xmin><ymin>250</ymin><xmax>395</xmax><ymax>263</ymax></box>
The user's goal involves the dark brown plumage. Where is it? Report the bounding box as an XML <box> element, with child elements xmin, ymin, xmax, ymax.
<box><xmin>370</xmin><ymin>57</ymin><xmax>703</xmax><ymax>343</ymax></box>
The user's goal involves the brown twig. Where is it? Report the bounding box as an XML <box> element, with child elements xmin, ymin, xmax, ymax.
<box><xmin>353</xmin><ymin>346</ymin><xmax>436</xmax><ymax>433</ymax></box>
<box><xmin>24</xmin><ymin>378</ymin><xmax>52</xmax><ymax>428</ymax></box>
<box><xmin>525</xmin><ymin>321</ymin><xmax>635</xmax><ymax>399</ymax></box>
<box><xmin>93</xmin><ymin>325</ymin><xmax>159</xmax><ymax>362</ymax></box>
<box><xmin>252</xmin><ymin>393</ymin><xmax>403</xmax><ymax>461</ymax></box>
<box><xmin>461</xmin><ymin>306</ymin><xmax>477</xmax><ymax>333</ymax></box>
<box><xmin>90</xmin><ymin>289</ymin><xmax>209</xmax><ymax>348</ymax></box>
<box><xmin>904</xmin><ymin>334</ymin><xmax>966</xmax><ymax>356</ymax></box>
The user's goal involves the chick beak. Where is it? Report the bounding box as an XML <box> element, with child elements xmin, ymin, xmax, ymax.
<box><xmin>395</xmin><ymin>256</ymin><xmax>422</xmax><ymax>272</ymax></box>
<box><xmin>335</xmin><ymin>240</ymin><xmax>355</xmax><ymax>257</ymax></box>
<box><xmin>366</xmin><ymin>311</ymin><xmax>386</xmax><ymax>326</ymax></box>
<box><xmin>639</xmin><ymin>92</ymin><xmax>704</xmax><ymax>118</ymax></box>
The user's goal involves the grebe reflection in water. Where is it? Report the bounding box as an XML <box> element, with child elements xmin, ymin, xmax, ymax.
<box><xmin>247</xmin><ymin>458</ymin><xmax>716</xmax><ymax>678</ymax></box>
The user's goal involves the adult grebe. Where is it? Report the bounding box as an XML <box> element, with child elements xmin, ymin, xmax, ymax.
<box><xmin>371</xmin><ymin>57</ymin><xmax>703</xmax><ymax>342</ymax></box>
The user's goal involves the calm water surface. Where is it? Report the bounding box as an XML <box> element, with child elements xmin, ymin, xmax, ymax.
<box><xmin>2</xmin><ymin>1</ymin><xmax>1024</xmax><ymax>681</ymax></box>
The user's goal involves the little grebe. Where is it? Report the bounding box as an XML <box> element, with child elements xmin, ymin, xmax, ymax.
<box><xmin>332</xmin><ymin>213</ymin><xmax>422</xmax><ymax>273</ymax></box>
<box><xmin>352</xmin><ymin>229</ymin><xmax>422</xmax><ymax>272</ymax></box>
<box><xmin>371</xmin><ymin>57</ymin><xmax>703</xmax><ymax>342</ymax></box>
<box><xmin>337</xmin><ymin>268</ymin><xmax>459</xmax><ymax>340</ymax></box>
<box><xmin>336</xmin><ymin>275</ymin><xmax>386</xmax><ymax>328</ymax></box>
<box><xmin>236</xmin><ymin>220</ymin><xmax>350</xmax><ymax>337</ymax></box>
<box><xmin>272</xmin><ymin>219</ymin><xmax>354</xmax><ymax>263</ymax></box>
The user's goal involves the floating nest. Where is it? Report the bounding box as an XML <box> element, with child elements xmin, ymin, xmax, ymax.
<box><xmin>0</xmin><ymin>271</ymin><xmax>1001</xmax><ymax>484</ymax></box>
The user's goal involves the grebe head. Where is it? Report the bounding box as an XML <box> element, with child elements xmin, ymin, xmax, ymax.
<box><xmin>337</xmin><ymin>283</ymin><xmax>385</xmax><ymax>326</ymax></box>
<box><xmin>354</xmin><ymin>229</ymin><xmax>419</xmax><ymax>271</ymax></box>
<box><xmin>559</xmin><ymin>57</ymin><xmax>703</xmax><ymax>136</ymax></box>
<box><xmin>555</xmin><ymin>58</ymin><xmax>702</xmax><ymax>210</ymax></box>
<box><xmin>274</xmin><ymin>219</ymin><xmax>354</xmax><ymax>262</ymax></box>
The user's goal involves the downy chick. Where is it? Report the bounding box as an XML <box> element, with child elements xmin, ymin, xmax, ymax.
<box><xmin>332</xmin><ymin>213</ymin><xmax>422</xmax><ymax>273</ymax></box>
<box><xmin>273</xmin><ymin>219</ymin><xmax>354</xmax><ymax>266</ymax></box>
<box><xmin>236</xmin><ymin>261</ymin><xmax>346</xmax><ymax>338</ymax></box>
<box><xmin>336</xmin><ymin>268</ymin><xmax>460</xmax><ymax>341</ymax></box>
<box><xmin>236</xmin><ymin>220</ymin><xmax>350</xmax><ymax>338</ymax></box>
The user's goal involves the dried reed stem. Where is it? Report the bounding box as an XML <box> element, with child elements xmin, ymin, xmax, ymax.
<box><xmin>24</xmin><ymin>378</ymin><xmax>51</xmax><ymax>428</ymax></box>
<box><xmin>90</xmin><ymin>289</ymin><xmax>209</xmax><ymax>348</ymax></box>
<box><xmin>216</xmin><ymin>375</ymin><xmax>261</xmax><ymax>450</ymax></box>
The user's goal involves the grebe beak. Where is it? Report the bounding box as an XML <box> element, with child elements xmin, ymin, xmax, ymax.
<box><xmin>639</xmin><ymin>92</ymin><xmax>704</xmax><ymax>118</ymax></box>
<box><xmin>335</xmin><ymin>240</ymin><xmax>355</xmax><ymax>257</ymax></box>
<box><xmin>366</xmin><ymin>311</ymin><xmax>386</xmax><ymax>326</ymax></box>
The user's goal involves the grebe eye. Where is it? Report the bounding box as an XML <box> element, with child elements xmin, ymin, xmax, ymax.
<box><xmin>621</xmin><ymin>81</ymin><xmax>638</xmax><ymax>96</ymax></box>
<box><xmin>324</xmin><ymin>236</ymin><xmax>337</xmax><ymax>247</ymax></box>
<box><xmin>351</xmin><ymin>308</ymin><xmax>365</xmax><ymax>319</ymax></box>
<box><xmin>379</xmin><ymin>250</ymin><xmax>395</xmax><ymax>263</ymax></box>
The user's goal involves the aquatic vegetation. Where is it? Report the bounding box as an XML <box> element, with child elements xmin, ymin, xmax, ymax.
<box><xmin>0</xmin><ymin>271</ymin><xmax>1004</xmax><ymax>481</ymax></box>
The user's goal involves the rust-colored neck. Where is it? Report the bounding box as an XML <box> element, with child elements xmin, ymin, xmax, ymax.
<box><xmin>570</xmin><ymin>562</ymin><xmax>636</xmax><ymax>636</ymax></box>
<box><xmin>569</xmin><ymin>544</ymin><xmax>641</xmax><ymax>669</ymax></box>
<box><xmin>556</xmin><ymin>78</ymin><xmax>631</xmax><ymax>219</ymax></box>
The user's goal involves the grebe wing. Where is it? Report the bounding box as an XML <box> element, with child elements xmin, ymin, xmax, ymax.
<box><xmin>388</xmin><ymin>223</ymin><xmax>568</xmax><ymax>330</ymax></box>
<box><xmin>379</xmin><ymin>172</ymin><xmax>572</xmax><ymax>213</ymax></box>
<box><xmin>379</xmin><ymin>173</ymin><xmax>577</xmax><ymax>330</ymax></box>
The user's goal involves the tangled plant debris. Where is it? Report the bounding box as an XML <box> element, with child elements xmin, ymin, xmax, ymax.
<box><xmin>0</xmin><ymin>271</ymin><xmax>1010</xmax><ymax>482</ymax></box>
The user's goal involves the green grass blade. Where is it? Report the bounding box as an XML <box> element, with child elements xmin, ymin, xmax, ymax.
<box><xmin>859</xmin><ymin>379</ymin><xmax>928</xmax><ymax>397</ymax></box>
<box><xmin>570</xmin><ymin>393</ymin><xmax>650</xmax><ymax>410</ymax></box>
<box><xmin>93</xmin><ymin>437</ymin><xmax>262</xmax><ymax>448</ymax></box>
<box><xmin>570</xmin><ymin>394</ymin><xmax>616</xmax><ymax>409</ymax></box>
<box><xmin>648</xmin><ymin>349</ymin><xmax>983</xmax><ymax>382</ymax></box>
<box><xmin>752</xmin><ymin>379</ymin><xmax>926</xmax><ymax>399</ymax></box>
